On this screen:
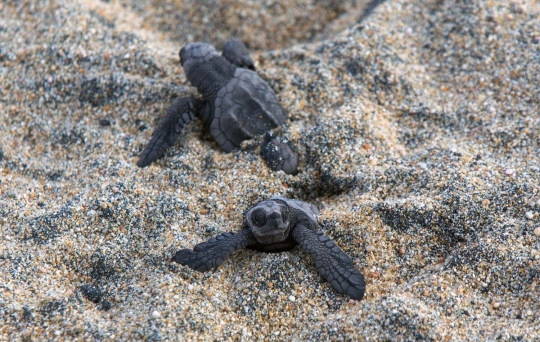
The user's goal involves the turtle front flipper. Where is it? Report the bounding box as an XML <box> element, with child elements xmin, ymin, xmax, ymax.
<box><xmin>222</xmin><ymin>39</ymin><xmax>255</xmax><ymax>70</ymax></box>
<box><xmin>172</xmin><ymin>228</ymin><xmax>256</xmax><ymax>272</ymax></box>
<box><xmin>137</xmin><ymin>97</ymin><xmax>202</xmax><ymax>168</ymax></box>
<box><xmin>292</xmin><ymin>224</ymin><xmax>366</xmax><ymax>300</ymax></box>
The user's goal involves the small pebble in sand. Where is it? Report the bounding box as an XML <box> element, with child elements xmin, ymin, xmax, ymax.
<box><xmin>534</xmin><ymin>227</ymin><xmax>540</xmax><ymax>237</ymax></box>
<box><xmin>152</xmin><ymin>311</ymin><xmax>161</xmax><ymax>318</ymax></box>
<box><xmin>418</xmin><ymin>162</ymin><xmax>429</xmax><ymax>171</ymax></box>
<box><xmin>504</xmin><ymin>169</ymin><xmax>515</xmax><ymax>176</ymax></box>
<box><xmin>366</xmin><ymin>245</ymin><xmax>375</xmax><ymax>252</ymax></box>
<box><xmin>289</xmin><ymin>295</ymin><xmax>296</xmax><ymax>302</ymax></box>
<box><xmin>481</xmin><ymin>198</ymin><xmax>490</xmax><ymax>206</ymax></box>
<box><xmin>492</xmin><ymin>302</ymin><xmax>500</xmax><ymax>309</ymax></box>
<box><xmin>536</xmin><ymin>199</ymin><xmax>540</xmax><ymax>207</ymax></box>
<box><xmin>525</xmin><ymin>212</ymin><xmax>534</xmax><ymax>219</ymax></box>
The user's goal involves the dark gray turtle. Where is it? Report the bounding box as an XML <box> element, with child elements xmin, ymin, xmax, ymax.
<box><xmin>138</xmin><ymin>39</ymin><xmax>296</xmax><ymax>173</ymax></box>
<box><xmin>172</xmin><ymin>196</ymin><xmax>366</xmax><ymax>300</ymax></box>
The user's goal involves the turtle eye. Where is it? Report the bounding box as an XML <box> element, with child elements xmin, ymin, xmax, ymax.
<box><xmin>251</xmin><ymin>208</ymin><xmax>267</xmax><ymax>226</ymax></box>
<box><xmin>280</xmin><ymin>206</ymin><xmax>289</xmax><ymax>223</ymax></box>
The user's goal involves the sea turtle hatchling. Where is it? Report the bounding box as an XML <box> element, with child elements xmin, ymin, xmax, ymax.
<box><xmin>173</xmin><ymin>196</ymin><xmax>366</xmax><ymax>300</ymax></box>
<box><xmin>137</xmin><ymin>39</ymin><xmax>298</xmax><ymax>174</ymax></box>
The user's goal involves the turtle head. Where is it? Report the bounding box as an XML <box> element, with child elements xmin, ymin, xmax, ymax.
<box><xmin>179</xmin><ymin>42</ymin><xmax>220</xmax><ymax>74</ymax></box>
<box><xmin>246</xmin><ymin>200</ymin><xmax>291</xmax><ymax>244</ymax></box>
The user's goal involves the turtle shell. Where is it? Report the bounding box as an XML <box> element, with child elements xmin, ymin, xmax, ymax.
<box><xmin>210</xmin><ymin>68</ymin><xmax>286</xmax><ymax>152</ymax></box>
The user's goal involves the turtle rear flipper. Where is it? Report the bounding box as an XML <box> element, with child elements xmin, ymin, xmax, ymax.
<box><xmin>137</xmin><ymin>97</ymin><xmax>202</xmax><ymax>167</ymax></box>
<box><xmin>261</xmin><ymin>132</ymin><xmax>299</xmax><ymax>175</ymax></box>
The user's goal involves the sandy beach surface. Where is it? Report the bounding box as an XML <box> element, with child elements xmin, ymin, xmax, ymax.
<box><xmin>1</xmin><ymin>0</ymin><xmax>539</xmax><ymax>340</ymax></box>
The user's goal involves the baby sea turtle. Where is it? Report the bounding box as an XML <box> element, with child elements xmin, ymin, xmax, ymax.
<box><xmin>138</xmin><ymin>39</ymin><xmax>298</xmax><ymax>174</ymax></box>
<box><xmin>173</xmin><ymin>196</ymin><xmax>365</xmax><ymax>300</ymax></box>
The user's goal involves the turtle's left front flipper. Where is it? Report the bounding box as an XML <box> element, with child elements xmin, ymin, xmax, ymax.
<box><xmin>172</xmin><ymin>228</ymin><xmax>257</xmax><ymax>272</ymax></box>
<box><xmin>137</xmin><ymin>97</ymin><xmax>204</xmax><ymax>168</ymax></box>
<box><xmin>292</xmin><ymin>224</ymin><xmax>366</xmax><ymax>300</ymax></box>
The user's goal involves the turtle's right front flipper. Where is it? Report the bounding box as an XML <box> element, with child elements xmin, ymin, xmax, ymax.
<box><xmin>222</xmin><ymin>39</ymin><xmax>256</xmax><ymax>70</ymax></box>
<box><xmin>137</xmin><ymin>97</ymin><xmax>203</xmax><ymax>168</ymax></box>
<box><xmin>172</xmin><ymin>228</ymin><xmax>256</xmax><ymax>272</ymax></box>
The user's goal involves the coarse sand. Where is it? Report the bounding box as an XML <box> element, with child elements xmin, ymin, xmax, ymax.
<box><xmin>1</xmin><ymin>0</ymin><xmax>539</xmax><ymax>340</ymax></box>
